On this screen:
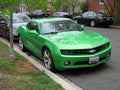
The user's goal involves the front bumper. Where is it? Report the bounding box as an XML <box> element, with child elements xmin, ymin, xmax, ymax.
<box><xmin>95</xmin><ymin>19</ymin><xmax>113</xmax><ymax>26</ymax></box>
<box><xmin>53</xmin><ymin>45</ymin><xmax>111</xmax><ymax>70</ymax></box>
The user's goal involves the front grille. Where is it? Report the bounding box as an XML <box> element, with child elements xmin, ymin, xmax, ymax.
<box><xmin>61</xmin><ymin>42</ymin><xmax>110</xmax><ymax>55</ymax></box>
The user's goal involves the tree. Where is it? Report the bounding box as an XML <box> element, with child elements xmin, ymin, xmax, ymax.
<box><xmin>115</xmin><ymin>0</ymin><xmax>120</xmax><ymax>24</ymax></box>
<box><xmin>80</xmin><ymin>0</ymin><xmax>88</xmax><ymax>13</ymax></box>
<box><xmin>104</xmin><ymin>0</ymin><xmax>118</xmax><ymax>16</ymax></box>
<box><xmin>23</xmin><ymin>0</ymin><xmax>47</xmax><ymax>11</ymax></box>
<box><xmin>70</xmin><ymin>0</ymin><xmax>78</xmax><ymax>15</ymax></box>
<box><xmin>0</xmin><ymin>0</ymin><xmax>22</xmax><ymax>62</ymax></box>
<box><xmin>0</xmin><ymin>0</ymin><xmax>48</xmax><ymax>62</ymax></box>
<box><xmin>52</xmin><ymin>0</ymin><xmax>68</xmax><ymax>12</ymax></box>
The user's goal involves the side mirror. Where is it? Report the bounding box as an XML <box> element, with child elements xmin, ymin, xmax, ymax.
<box><xmin>80</xmin><ymin>24</ymin><xmax>85</xmax><ymax>30</ymax></box>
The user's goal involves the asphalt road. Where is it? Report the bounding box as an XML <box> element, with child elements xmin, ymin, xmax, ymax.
<box><xmin>58</xmin><ymin>26</ymin><xmax>120</xmax><ymax>90</ymax></box>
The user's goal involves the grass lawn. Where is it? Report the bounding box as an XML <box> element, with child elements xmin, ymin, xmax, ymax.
<box><xmin>0</xmin><ymin>41</ymin><xmax>64</xmax><ymax>90</ymax></box>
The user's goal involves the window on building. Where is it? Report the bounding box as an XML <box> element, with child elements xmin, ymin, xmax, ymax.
<box><xmin>99</xmin><ymin>0</ymin><xmax>105</xmax><ymax>4</ymax></box>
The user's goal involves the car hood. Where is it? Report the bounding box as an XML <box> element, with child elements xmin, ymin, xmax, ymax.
<box><xmin>44</xmin><ymin>30</ymin><xmax>109</xmax><ymax>49</ymax></box>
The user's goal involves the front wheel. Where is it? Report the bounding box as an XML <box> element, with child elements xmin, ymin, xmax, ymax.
<box><xmin>43</xmin><ymin>48</ymin><xmax>56</xmax><ymax>72</ymax></box>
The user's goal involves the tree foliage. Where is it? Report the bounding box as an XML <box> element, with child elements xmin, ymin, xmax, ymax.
<box><xmin>0</xmin><ymin>0</ymin><xmax>22</xmax><ymax>13</ymax></box>
<box><xmin>52</xmin><ymin>0</ymin><xmax>68</xmax><ymax>12</ymax></box>
<box><xmin>23</xmin><ymin>0</ymin><xmax>47</xmax><ymax>11</ymax></box>
<box><xmin>71</xmin><ymin>0</ymin><xmax>79</xmax><ymax>15</ymax></box>
<box><xmin>80</xmin><ymin>0</ymin><xmax>88</xmax><ymax>13</ymax></box>
<box><xmin>0</xmin><ymin>0</ymin><xmax>49</xmax><ymax>62</ymax></box>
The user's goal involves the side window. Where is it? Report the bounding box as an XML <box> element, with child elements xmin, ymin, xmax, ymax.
<box><xmin>99</xmin><ymin>0</ymin><xmax>105</xmax><ymax>4</ymax></box>
<box><xmin>54</xmin><ymin>12</ymin><xmax>58</xmax><ymax>16</ymax></box>
<box><xmin>57</xmin><ymin>13</ymin><xmax>60</xmax><ymax>16</ymax></box>
<box><xmin>88</xmin><ymin>12</ymin><xmax>94</xmax><ymax>17</ymax></box>
<box><xmin>82</xmin><ymin>12</ymin><xmax>88</xmax><ymax>17</ymax></box>
<box><xmin>93</xmin><ymin>12</ymin><xmax>96</xmax><ymax>16</ymax></box>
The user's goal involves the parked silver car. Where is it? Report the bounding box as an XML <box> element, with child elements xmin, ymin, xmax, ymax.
<box><xmin>0</xmin><ymin>13</ymin><xmax>30</xmax><ymax>40</ymax></box>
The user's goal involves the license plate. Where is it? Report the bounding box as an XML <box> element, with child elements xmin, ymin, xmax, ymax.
<box><xmin>107</xmin><ymin>18</ymin><xmax>110</xmax><ymax>21</ymax></box>
<box><xmin>89</xmin><ymin>56</ymin><xmax>99</xmax><ymax>64</ymax></box>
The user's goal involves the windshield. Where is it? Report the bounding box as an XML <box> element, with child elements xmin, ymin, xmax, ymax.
<box><xmin>41</xmin><ymin>20</ymin><xmax>82</xmax><ymax>35</ymax></box>
<box><xmin>13</xmin><ymin>14</ymin><xmax>30</xmax><ymax>23</ymax></box>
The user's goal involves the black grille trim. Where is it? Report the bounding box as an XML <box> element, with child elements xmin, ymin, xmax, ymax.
<box><xmin>61</xmin><ymin>42</ymin><xmax>110</xmax><ymax>55</ymax></box>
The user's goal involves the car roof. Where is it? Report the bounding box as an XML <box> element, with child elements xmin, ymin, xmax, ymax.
<box><xmin>31</xmin><ymin>18</ymin><xmax>71</xmax><ymax>23</ymax></box>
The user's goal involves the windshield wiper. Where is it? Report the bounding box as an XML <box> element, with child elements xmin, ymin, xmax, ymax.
<box><xmin>44</xmin><ymin>31</ymin><xmax>58</xmax><ymax>35</ymax></box>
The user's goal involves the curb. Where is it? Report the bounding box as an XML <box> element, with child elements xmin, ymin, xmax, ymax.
<box><xmin>0</xmin><ymin>37</ymin><xmax>83</xmax><ymax>90</ymax></box>
<box><xmin>110</xmin><ymin>25</ymin><xmax>120</xmax><ymax>29</ymax></box>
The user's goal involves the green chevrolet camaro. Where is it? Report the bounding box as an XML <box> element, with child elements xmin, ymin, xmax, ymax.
<box><xmin>18</xmin><ymin>18</ymin><xmax>111</xmax><ymax>71</ymax></box>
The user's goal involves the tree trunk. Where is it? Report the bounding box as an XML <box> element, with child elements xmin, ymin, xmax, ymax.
<box><xmin>9</xmin><ymin>13</ymin><xmax>14</xmax><ymax>62</ymax></box>
<box><xmin>115</xmin><ymin>0</ymin><xmax>120</xmax><ymax>25</ymax></box>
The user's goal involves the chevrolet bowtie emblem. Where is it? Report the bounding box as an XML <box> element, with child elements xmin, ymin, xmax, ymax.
<box><xmin>89</xmin><ymin>50</ymin><xmax>96</xmax><ymax>53</ymax></box>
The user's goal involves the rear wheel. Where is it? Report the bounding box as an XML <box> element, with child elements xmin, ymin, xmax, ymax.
<box><xmin>43</xmin><ymin>48</ymin><xmax>56</xmax><ymax>72</ymax></box>
<box><xmin>90</xmin><ymin>20</ymin><xmax>96</xmax><ymax>27</ymax></box>
<box><xmin>19</xmin><ymin>36</ymin><xmax>26</xmax><ymax>51</ymax></box>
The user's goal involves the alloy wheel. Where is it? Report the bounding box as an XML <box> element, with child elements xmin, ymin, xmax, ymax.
<box><xmin>43</xmin><ymin>48</ymin><xmax>56</xmax><ymax>71</ymax></box>
<box><xmin>90</xmin><ymin>20</ymin><xmax>95</xmax><ymax>27</ymax></box>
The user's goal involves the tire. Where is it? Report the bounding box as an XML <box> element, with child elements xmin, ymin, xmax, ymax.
<box><xmin>90</xmin><ymin>20</ymin><xmax>96</xmax><ymax>27</ymax></box>
<box><xmin>43</xmin><ymin>48</ymin><xmax>56</xmax><ymax>71</ymax></box>
<box><xmin>19</xmin><ymin>36</ymin><xmax>26</xmax><ymax>51</ymax></box>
